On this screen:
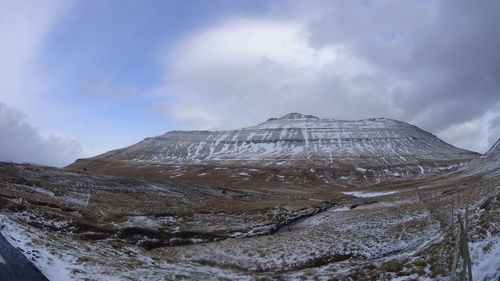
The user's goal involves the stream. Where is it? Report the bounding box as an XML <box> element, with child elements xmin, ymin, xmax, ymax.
<box><xmin>276</xmin><ymin>204</ymin><xmax>342</xmax><ymax>233</ymax></box>
<box><xmin>275</xmin><ymin>200</ymin><xmax>380</xmax><ymax>233</ymax></box>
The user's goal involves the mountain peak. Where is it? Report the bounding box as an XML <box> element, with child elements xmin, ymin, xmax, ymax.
<box><xmin>268</xmin><ymin>113</ymin><xmax>320</xmax><ymax>122</ymax></box>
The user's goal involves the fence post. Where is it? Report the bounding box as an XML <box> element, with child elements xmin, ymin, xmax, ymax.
<box><xmin>465</xmin><ymin>206</ymin><xmax>469</xmax><ymax>232</ymax></box>
<box><xmin>450</xmin><ymin>214</ymin><xmax>462</xmax><ymax>281</ymax></box>
<box><xmin>458</xmin><ymin>214</ymin><xmax>474</xmax><ymax>281</ymax></box>
<box><xmin>463</xmin><ymin>208</ymin><xmax>473</xmax><ymax>281</ymax></box>
<box><xmin>451</xmin><ymin>199</ymin><xmax>455</xmax><ymax>236</ymax></box>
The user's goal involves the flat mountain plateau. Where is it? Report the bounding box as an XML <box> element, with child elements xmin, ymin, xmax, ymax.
<box><xmin>68</xmin><ymin>114</ymin><xmax>478</xmax><ymax>189</ymax></box>
<box><xmin>0</xmin><ymin>114</ymin><xmax>498</xmax><ymax>280</ymax></box>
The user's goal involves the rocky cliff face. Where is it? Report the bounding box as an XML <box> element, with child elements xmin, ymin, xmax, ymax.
<box><xmin>67</xmin><ymin>113</ymin><xmax>480</xmax><ymax>187</ymax></box>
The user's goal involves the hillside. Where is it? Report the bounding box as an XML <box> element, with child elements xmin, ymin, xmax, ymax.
<box><xmin>67</xmin><ymin>113</ymin><xmax>479</xmax><ymax>187</ymax></box>
<box><xmin>484</xmin><ymin>138</ymin><xmax>500</xmax><ymax>160</ymax></box>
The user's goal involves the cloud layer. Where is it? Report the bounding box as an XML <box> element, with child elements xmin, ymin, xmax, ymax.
<box><xmin>2</xmin><ymin>0</ymin><xmax>499</xmax><ymax>165</ymax></box>
<box><xmin>152</xmin><ymin>1</ymin><xmax>500</xmax><ymax>153</ymax></box>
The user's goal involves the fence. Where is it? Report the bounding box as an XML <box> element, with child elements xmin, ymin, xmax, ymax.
<box><xmin>449</xmin><ymin>210</ymin><xmax>473</xmax><ymax>281</ymax></box>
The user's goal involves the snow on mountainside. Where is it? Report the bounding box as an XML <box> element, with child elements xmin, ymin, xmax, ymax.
<box><xmin>484</xmin><ymin>138</ymin><xmax>500</xmax><ymax>160</ymax></box>
<box><xmin>460</xmin><ymin>138</ymin><xmax>500</xmax><ymax>179</ymax></box>
<box><xmin>67</xmin><ymin>113</ymin><xmax>480</xmax><ymax>187</ymax></box>
<box><xmin>78</xmin><ymin>113</ymin><xmax>478</xmax><ymax>167</ymax></box>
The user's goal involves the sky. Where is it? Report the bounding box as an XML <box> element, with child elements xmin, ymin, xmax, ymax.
<box><xmin>1</xmin><ymin>0</ymin><xmax>500</xmax><ymax>167</ymax></box>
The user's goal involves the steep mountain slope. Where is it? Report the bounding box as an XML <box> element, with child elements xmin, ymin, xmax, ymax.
<box><xmin>67</xmin><ymin>113</ymin><xmax>479</xmax><ymax>187</ymax></box>
<box><xmin>460</xmin><ymin>138</ymin><xmax>500</xmax><ymax>179</ymax></box>
<box><xmin>484</xmin><ymin>138</ymin><xmax>500</xmax><ymax>160</ymax></box>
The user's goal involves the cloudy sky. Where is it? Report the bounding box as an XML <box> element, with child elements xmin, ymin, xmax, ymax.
<box><xmin>1</xmin><ymin>0</ymin><xmax>500</xmax><ymax>167</ymax></box>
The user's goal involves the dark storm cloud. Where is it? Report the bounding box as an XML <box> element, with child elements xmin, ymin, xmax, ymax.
<box><xmin>305</xmin><ymin>0</ymin><xmax>500</xmax><ymax>134</ymax></box>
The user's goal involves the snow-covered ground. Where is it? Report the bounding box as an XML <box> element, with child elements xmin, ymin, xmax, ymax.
<box><xmin>471</xmin><ymin>235</ymin><xmax>500</xmax><ymax>280</ymax></box>
<box><xmin>0</xmin><ymin>157</ymin><xmax>498</xmax><ymax>280</ymax></box>
<box><xmin>0</xmin><ymin>214</ymin><xmax>251</xmax><ymax>281</ymax></box>
<box><xmin>0</xmin><ymin>215</ymin><xmax>79</xmax><ymax>281</ymax></box>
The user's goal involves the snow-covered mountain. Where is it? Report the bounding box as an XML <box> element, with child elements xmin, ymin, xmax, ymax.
<box><xmin>73</xmin><ymin>113</ymin><xmax>477</xmax><ymax>167</ymax></box>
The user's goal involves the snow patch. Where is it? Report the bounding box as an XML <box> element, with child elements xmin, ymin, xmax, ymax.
<box><xmin>332</xmin><ymin>206</ymin><xmax>350</xmax><ymax>212</ymax></box>
<box><xmin>471</xmin><ymin>234</ymin><xmax>500</xmax><ymax>281</ymax></box>
<box><xmin>0</xmin><ymin>215</ymin><xmax>75</xmax><ymax>281</ymax></box>
<box><xmin>343</xmin><ymin>190</ymin><xmax>398</xmax><ymax>198</ymax></box>
<box><xmin>417</xmin><ymin>164</ymin><xmax>425</xmax><ymax>175</ymax></box>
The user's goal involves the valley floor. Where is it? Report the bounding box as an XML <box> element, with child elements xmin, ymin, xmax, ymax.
<box><xmin>0</xmin><ymin>162</ymin><xmax>499</xmax><ymax>280</ymax></box>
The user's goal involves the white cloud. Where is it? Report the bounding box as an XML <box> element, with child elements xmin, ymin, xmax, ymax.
<box><xmin>0</xmin><ymin>103</ymin><xmax>82</xmax><ymax>167</ymax></box>
<box><xmin>152</xmin><ymin>18</ymin><xmax>393</xmax><ymax>130</ymax></box>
